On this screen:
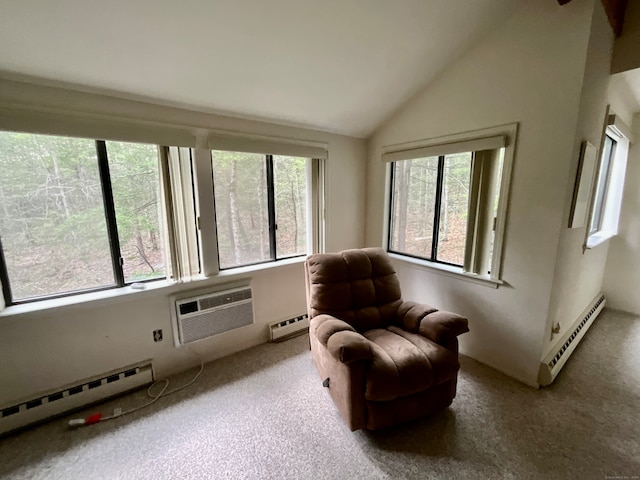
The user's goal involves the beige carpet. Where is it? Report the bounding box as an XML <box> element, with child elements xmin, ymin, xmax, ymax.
<box><xmin>1</xmin><ymin>308</ymin><xmax>639</xmax><ymax>479</ymax></box>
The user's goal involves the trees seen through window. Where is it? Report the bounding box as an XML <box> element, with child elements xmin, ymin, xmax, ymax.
<box><xmin>212</xmin><ymin>150</ymin><xmax>308</xmax><ymax>269</ymax></box>
<box><xmin>0</xmin><ymin>132</ymin><xmax>165</xmax><ymax>303</ymax></box>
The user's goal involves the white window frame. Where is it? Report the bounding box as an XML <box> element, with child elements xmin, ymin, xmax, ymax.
<box><xmin>382</xmin><ymin>123</ymin><xmax>518</xmax><ymax>287</ymax></box>
<box><xmin>0</xmin><ymin>121</ymin><xmax>328</xmax><ymax>310</ymax></box>
<box><xmin>0</xmin><ymin>134</ymin><xmax>170</xmax><ymax>306</ymax></box>
<box><xmin>584</xmin><ymin>113</ymin><xmax>631</xmax><ymax>250</ymax></box>
<box><xmin>205</xmin><ymin>150</ymin><xmax>321</xmax><ymax>271</ymax></box>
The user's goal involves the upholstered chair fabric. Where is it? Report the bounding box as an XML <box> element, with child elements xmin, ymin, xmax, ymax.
<box><xmin>305</xmin><ymin>247</ymin><xmax>469</xmax><ymax>430</ymax></box>
<box><xmin>306</xmin><ymin>247</ymin><xmax>403</xmax><ymax>331</ymax></box>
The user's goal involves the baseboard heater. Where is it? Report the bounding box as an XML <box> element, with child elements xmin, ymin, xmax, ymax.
<box><xmin>538</xmin><ymin>294</ymin><xmax>605</xmax><ymax>386</ymax></box>
<box><xmin>269</xmin><ymin>313</ymin><xmax>309</xmax><ymax>342</ymax></box>
<box><xmin>0</xmin><ymin>362</ymin><xmax>153</xmax><ymax>436</ymax></box>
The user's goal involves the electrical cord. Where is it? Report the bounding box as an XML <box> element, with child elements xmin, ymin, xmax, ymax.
<box><xmin>68</xmin><ymin>348</ymin><xmax>204</xmax><ymax>427</ymax></box>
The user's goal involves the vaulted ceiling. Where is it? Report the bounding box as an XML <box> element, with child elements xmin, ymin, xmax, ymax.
<box><xmin>0</xmin><ymin>0</ymin><xmax>527</xmax><ymax>137</ymax></box>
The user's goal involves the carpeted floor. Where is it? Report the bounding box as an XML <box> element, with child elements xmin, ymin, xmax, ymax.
<box><xmin>1</xmin><ymin>308</ymin><xmax>639</xmax><ymax>479</ymax></box>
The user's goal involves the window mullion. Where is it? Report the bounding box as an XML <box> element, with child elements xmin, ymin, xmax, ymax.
<box><xmin>432</xmin><ymin>156</ymin><xmax>445</xmax><ymax>260</ymax></box>
<box><xmin>95</xmin><ymin>140</ymin><xmax>125</xmax><ymax>287</ymax></box>
<box><xmin>266</xmin><ymin>155</ymin><xmax>277</xmax><ymax>261</ymax></box>
<box><xmin>309</xmin><ymin>158</ymin><xmax>324</xmax><ymax>254</ymax></box>
<box><xmin>464</xmin><ymin>153</ymin><xmax>480</xmax><ymax>272</ymax></box>
<box><xmin>0</xmin><ymin>235</ymin><xmax>13</xmax><ymax>306</ymax></box>
<box><xmin>596</xmin><ymin>137</ymin><xmax>616</xmax><ymax>233</ymax></box>
<box><xmin>387</xmin><ymin>163</ymin><xmax>397</xmax><ymax>252</ymax></box>
<box><xmin>194</xmin><ymin>147</ymin><xmax>218</xmax><ymax>276</ymax></box>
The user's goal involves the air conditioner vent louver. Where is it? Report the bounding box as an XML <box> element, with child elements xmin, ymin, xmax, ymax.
<box><xmin>173</xmin><ymin>285</ymin><xmax>254</xmax><ymax>346</ymax></box>
<box><xmin>198</xmin><ymin>289</ymin><xmax>251</xmax><ymax>311</ymax></box>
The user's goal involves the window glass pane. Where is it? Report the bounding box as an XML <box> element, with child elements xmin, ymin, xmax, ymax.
<box><xmin>212</xmin><ymin>151</ymin><xmax>269</xmax><ymax>269</ymax></box>
<box><xmin>590</xmin><ymin>135</ymin><xmax>615</xmax><ymax>234</ymax></box>
<box><xmin>437</xmin><ymin>152</ymin><xmax>472</xmax><ymax>266</ymax></box>
<box><xmin>106</xmin><ymin>141</ymin><xmax>166</xmax><ymax>283</ymax></box>
<box><xmin>390</xmin><ymin>157</ymin><xmax>438</xmax><ymax>259</ymax></box>
<box><xmin>0</xmin><ymin>132</ymin><xmax>113</xmax><ymax>300</ymax></box>
<box><xmin>274</xmin><ymin>156</ymin><xmax>308</xmax><ymax>258</ymax></box>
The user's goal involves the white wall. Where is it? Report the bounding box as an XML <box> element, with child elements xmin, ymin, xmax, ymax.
<box><xmin>365</xmin><ymin>0</ymin><xmax>596</xmax><ymax>386</ymax></box>
<box><xmin>0</xmin><ymin>80</ymin><xmax>366</xmax><ymax>406</ymax></box>
<box><xmin>603</xmin><ymin>114</ymin><xmax>640</xmax><ymax>312</ymax></box>
<box><xmin>543</xmin><ymin>0</ymin><xmax>619</xmax><ymax>358</ymax></box>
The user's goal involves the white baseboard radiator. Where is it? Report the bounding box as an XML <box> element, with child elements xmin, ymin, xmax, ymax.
<box><xmin>538</xmin><ymin>294</ymin><xmax>606</xmax><ymax>386</ymax></box>
<box><xmin>172</xmin><ymin>284</ymin><xmax>254</xmax><ymax>346</ymax></box>
<box><xmin>0</xmin><ymin>362</ymin><xmax>153</xmax><ymax>436</ymax></box>
<box><xmin>269</xmin><ymin>313</ymin><xmax>309</xmax><ymax>342</ymax></box>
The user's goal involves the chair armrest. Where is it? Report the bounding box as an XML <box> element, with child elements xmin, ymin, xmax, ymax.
<box><xmin>327</xmin><ymin>331</ymin><xmax>374</xmax><ymax>364</ymax></box>
<box><xmin>311</xmin><ymin>315</ymin><xmax>374</xmax><ymax>364</ymax></box>
<box><xmin>419</xmin><ymin>311</ymin><xmax>469</xmax><ymax>344</ymax></box>
<box><xmin>395</xmin><ymin>301</ymin><xmax>469</xmax><ymax>344</ymax></box>
<box><xmin>395</xmin><ymin>301</ymin><xmax>438</xmax><ymax>332</ymax></box>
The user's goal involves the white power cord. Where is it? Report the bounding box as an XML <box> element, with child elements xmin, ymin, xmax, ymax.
<box><xmin>68</xmin><ymin>349</ymin><xmax>204</xmax><ymax>427</ymax></box>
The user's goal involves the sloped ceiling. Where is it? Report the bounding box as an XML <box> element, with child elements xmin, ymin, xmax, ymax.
<box><xmin>0</xmin><ymin>0</ymin><xmax>525</xmax><ymax>138</ymax></box>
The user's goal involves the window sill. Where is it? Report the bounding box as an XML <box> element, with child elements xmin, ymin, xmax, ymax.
<box><xmin>585</xmin><ymin>232</ymin><xmax>615</xmax><ymax>249</ymax></box>
<box><xmin>0</xmin><ymin>279</ymin><xmax>177</xmax><ymax>318</ymax></box>
<box><xmin>387</xmin><ymin>252</ymin><xmax>503</xmax><ymax>288</ymax></box>
<box><xmin>0</xmin><ymin>256</ymin><xmax>307</xmax><ymax>319</ymax></box>
<box><xmin>216</xmin><ymin>255</ymin><xmax>306</xmax><ymax>277</ymax></box>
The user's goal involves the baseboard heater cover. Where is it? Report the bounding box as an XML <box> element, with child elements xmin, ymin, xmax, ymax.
<box><xmin>0</xmin><ymin>362</ymin><xmax>153</xmax><ymax>436</ymax></box>
<box><xmin>270</xmin><ymin>314</ymin><xmax>309</xmax><ymax>342</ymax></box>
<box><xmin>538</xmin><ymin>294</ymin><xmax>605</xmax><ymax>386</ymax></box>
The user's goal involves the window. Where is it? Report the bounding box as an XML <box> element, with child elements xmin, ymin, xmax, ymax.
<box><xmin>389</xmin><ymin>152</ymin><xmax>472</xmax><ymax>267</ymax></box>
<box><xmin>384</xmin><ymin>125</ymin><xmax>516</xmax><ymax>281</ymax></box>
<box><xmin>589</xmin><ymin>134</ymin><xmax>615</xmax><ymax>235</ymax></box>
<box><xmin>106</xmin><ymin>141</ymin><xmax>166</xmax><ymax>283</ymax></box>
<box><xmin>0</xmin><ymin>127</ymin><xmax>327</xmax><ymax>308</ymax></box>
<box><xmin>211</xmin><ymin>151</ymin><xmax>309</xmax><ymax>269</ymax></box>
<box><xmin>585</xmin><ymin>117</ymin><xmax>630</xmax><ymax>249</ymax></box>
<box><xmin>0</xmin><ymin>132</ymin><xmax>167</xmax><ymax>304</ymax></box>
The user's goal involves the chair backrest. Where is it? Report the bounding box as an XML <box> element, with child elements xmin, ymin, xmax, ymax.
<box><xmin>304</xmin><ymin>247</ymin><xmax>403</xmax><ymax>331</ymax></box>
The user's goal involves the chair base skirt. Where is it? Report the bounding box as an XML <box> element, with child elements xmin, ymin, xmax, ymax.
<box><xmin>311</xmin><ymin>330</ymin><xmax>458</xmax><ymax>431</ymax></box>
<box><xmin>365</xmin><ymin>379</ymin><xmax>457</xmax><ymax>430</ymax></box>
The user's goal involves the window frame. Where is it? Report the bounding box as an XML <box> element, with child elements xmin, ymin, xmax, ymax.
<box><xmin>0</xmin><ymin>123</ymin><xmax>328</xmax><ymax>310</ymax></box>
<box><xmin>589</xmin><ymin>134</ymin><xmax>616</xmax><ymax>235</ymax></box>
<box><xmin>382</xmin><ymin>124</ymin><xmax>517</xmax><ymax>285</ymax></box>
<box><xmin>210</xmin><ymin>151</ymin><xmax>316</xmax><ymax>271</ymax></box>
<box><xmin>387</xmin><ymin>153</ymin><xmax>470</xmax><ymax>268</ymax></box>
<box><xmin>584</xmin><ymin>115</ymin><xmax>631</xmax><ymax>250</ymax></box>
<box><xmin>0</xmin><ymin>136</ymin><xmax>168</xmax><ymax>306</ymax></box>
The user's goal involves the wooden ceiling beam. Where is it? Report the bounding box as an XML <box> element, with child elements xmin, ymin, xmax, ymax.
<box><xmin>557</xmin><ymin>0</ymin><xmax>627</xmax><ymax>37</ymax></box>
<box><xmin>601</xmin><ymin>0</ymin><xmax>627</xmax><ymax>37</ymax></box>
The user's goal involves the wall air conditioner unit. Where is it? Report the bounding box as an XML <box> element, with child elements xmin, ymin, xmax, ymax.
<box><xmin>172</xmin><ymin>283</ymin><xmax>254</xmax><ymax>346</ymax></box>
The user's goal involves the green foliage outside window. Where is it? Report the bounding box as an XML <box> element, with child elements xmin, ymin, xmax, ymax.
<box><xmin>0</xmin><ymin>132</ymin><xmax>165</xmax><ymax>301</ymax></box>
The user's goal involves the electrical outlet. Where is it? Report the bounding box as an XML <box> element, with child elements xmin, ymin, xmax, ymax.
<box><xmin>153</xmin><ymin>329</ymin><xmax>163</xmax><ymax>342</ymax></box>
<box><xmin>550</xmin><ymin>322</ymin><xmax>561</xmax><ymax>340</ymax></box>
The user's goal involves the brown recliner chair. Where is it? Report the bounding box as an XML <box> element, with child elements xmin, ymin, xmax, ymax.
<box><xmin>304</xmin><ymin>247</ymin><xmax>469</xmax><ymax>431</ymax></box>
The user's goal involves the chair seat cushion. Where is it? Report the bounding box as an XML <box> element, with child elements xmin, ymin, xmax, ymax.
<box><xmin>362</xmin><ymin>326</ymin><xmax>460</xmax><ymax>401</ymax></box>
